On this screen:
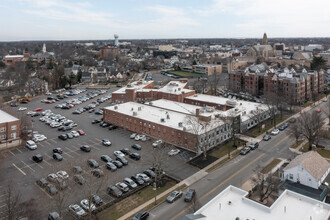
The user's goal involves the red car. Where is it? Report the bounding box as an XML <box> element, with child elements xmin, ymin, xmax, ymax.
<box><xmin>34</xmin><ymin>108</ymin><xmax>43</xmax><ymax>112</ymax></box>
<box><xmin>316</xmin><ymin>109</ymin><xmax>321</xmax><ymax>113</ymax></box>
<box><xmin>45</xmin><ymin>100</ymin><xmax>54</xmax><ymax>104</ymax></box>
<box><xmin>77</xmin><ymin>130</ymin><xmax>85</xmax><ymax>135</ymax></box>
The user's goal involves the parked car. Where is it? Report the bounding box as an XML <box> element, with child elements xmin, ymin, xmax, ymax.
<box><xmin>123</xmin><ymin>178</ymin><xmax>137</xmax><ymax>189</ymax></box>
<box><xmin>114</xmin><ymin>151</ymin><xmax>125</xmax><ymax>158</ymax></box>
<box><xmin>152</xmin><ymin>140</ymin><xmax>162</xmax><ymax>147</ymax></box>
<box><xmin>68</xmin><ymin>204</ymin><xmax>86</xmax><ymax>218</ymax></box>
<box><xmin>73</xmin><ymin>175</ymin><xmax>85</xmax><ymax>185</ymax></box>
<box><xmin>113</xmin><ymin>160</ymin><xmax>123</xmax><ymax>168</ymax></box>
<box><xmin>58</xmin><ymin>134</ymin><xmax>68</xmax><ymax>141</ymax></box>
<box><xmin>120</xmin><ymin>148</ymin><xmax>131</xmax><ymax>155</ymax></box>
<box><xmin>131</xmin><ymin>144</ymin><xmax>142</xmax><ymax>150</ymax></box>
<box><xmin>289</xmin><ymin>118</ymin><xmax>296</xmax><ymax>123</ymax></box>
<box><xmin>72</xmin><ymin>166</ymin><xmax>83</xmax><ymax>174</ymax></box>
<box><xmin>240</xmin><ymin>147</ymin><xmax>250</xmax><ymax>155</ymax></box>
<box><xmin>48</xmin><ymin>212</ymin><xmax>60</xmax><ymax>220</ymax></box>
<box><xmin>47</xmin><ymin>173</ymin><xmax>58</xmax><ymax>182</ymax></box>
<box><xmin>80</xmin><ymin>199</ymin><xmax>96</xmax><ymax>212</ymax></box>
<box><xmin>56</xmin><ymin>170</ymin><xmax>69</xmax><ymax>179</ymax></box>
<box><xmin>132</xmin><ymin>211</ymin><xmax>149</xmax><ymax>220</ymax></box>
<box><xmin>55</xmin><ymin>178</ymin><xmax>67</xmax><ymax>190</ymax></box>
<box><xmin>91</xmin><ymin>119</ymin><xmax>101</xmax><ymax>124</ymax></box>
<box><xmin>66</xmin><ymin>133</ymin><xmax>74</xmax><ymax>139</ymax></box>
<box><xmin>168</xmin><ymin>149</ymin><xmax>180</xmax><ymax>156</ymax></box>
<box><xmin>26</xmin><ymin>140</ymin><xmax>37</xmax><ymax>150</ymax></box>
<box><xmin>53</xmin><ymin>153</ymin><xmax>63</xmax><ymax>161</ymax></box>
<box><xmin>107</xmin><ymin>185</ymin><xmax>123</xmax><ymax>198</ymax></box>
<box><xmin>36</xmin><ymin>178</ymin><xmax>49</xmax><ymax>188</ymax></box>
<box><xmin>102</xmin><ymin>139</ymin><xmax>112</xmax><ymax>146</ymax></box>
<box><xmin>91</xmin><ymin>169</ymin><xmax>104</xmax><ymax>178</ymax></box>
<box><xmin>87</xmin><ymin>159</ymin><xmax>99</xmax><ymax>168</ymax></box>
<box><xmin>130</xmin><ymin>133</ymin><xmax>137</xmax><ymax>139</ymax></box>
<box><xmin>316</xmin><ymin>109</ymin><xmax>322</xmax><ymax>113</ymax></box>
<box><xmin>92</xmin><ymin>195</ymin><xmax>103</xmax><ymax>207</ymax></box>
<box><xmin>166</xmin><ymin>190</ymin><xmax>182</xmax><ymax>203</ymax></box>
<box><xmin>46</xmin><ymin>184</ymin><xmax>58</xmax><ymax>195</ymax></box>
<box><xmin>32</xmin><ymin>154</ymin><xmax>43</xmax><ymax>163</ymax></box>
<box><xmin>279</xmin><ymin>123</ymin><xmax>288</xmax><ymax>131</ymax></box>
<box><xmin>80</xmin><ymin>145</ymin><xmax>91</xmax><ymax>152</ymax></box>
<box><xmin>116</xmin><ymin>182</ymin><xmax>129</xmax><ymax>193</ymax></box>
<box><xmin>136</xmin><ymin>173</ymin><xmax>151</xmax><ymax>183</ymax></box>
<box><xmin>53</xmin><ymin>148</ymin><xmax>63</xmax><ymax>154</ymax></box>
<box><xmin>184</xmin><ymin>189</ymin><xmax>196</xmax><ymax>202</ymax></box>
<box><xmin>271</xmin><ymin>129</ymin><xmax>280</xmax><ymax>135</ymax></box>
<box><xmin>101</xmin><ymin>155</ymin><xmax>112</xmax><ymax>162</ymax></box>
<box><xmin>116</xmin><ymin>156</ymin><xmax>128</xmax><ymax>165</ymax></box>
<box><xmin>263</xmin><ymin>135</ymin><xmax>271</xmax><ymax>141</ymax></box>
<box><xmin>131</xmin><ymin>175</ymin><xmax>144</xmax><ymax>185</ymax></box>
<box><xmin>77</xmin><ymin>129</ymin><xmax>85</xmax><ymax>135</ymax></box>
<box><xmin>248</xmin><ymin>142</ymin><xmax>259</xmax><ymax>150</ymax></box>
<box><xmin>106</xmin><ymin>162</ymin><xmax>117</xmax><ymax>171</ymax></box>
<box><xmin>71</xmin><ymin>130</ymin><xmax>80</xmax><ymax>137</ymax></box>
<box><xmin>129</xmin><ymin>153</ymin><xmax>141</xmax><ymax>160</ymax></box>
<box><xmin>143</xmin><ymin>169</ymin><xmax>156</xmax><ymax>178</ymax></box>
<box><xmin>108</xmin><ymin>125</ymin><xmax>118</xmax><ymax>130</ymax></box>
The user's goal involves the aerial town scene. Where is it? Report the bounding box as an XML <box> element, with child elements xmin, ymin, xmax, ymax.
<box><xmin>0</xmin><ymin>0</ymin><xmax>330</xmax><ymax>219</ymax></box>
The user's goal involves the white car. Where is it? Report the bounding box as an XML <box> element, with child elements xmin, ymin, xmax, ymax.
<box><xmin>33</xmin><ymin>135</ymin><xmax>47</xmax><ymax>142</ymax></box>
<box><xmin>18</xmin><ymin>107</ymin><xmax>27</xmax><ymax>111</ymax></box>
<box><xmin>130</xmin><ymin>133</ymin><xmax>137</xmax><ymax>139</ymax></box>
<box><xmin>152</xmin><ymin>140</ymin><xmax>163</xmax><ymax>147</ymax></box>
<box><xmin>80</xmin><ymin>199</ymin><xmax>96</xmax><ymax>212</ymax></box>
<box><xmin>42</xmin><ymin>110</ymin><xmax>51</xmax><ymax>116</ymax></box>
<box><xmin>56</xmin><ymin>171</ymin><xmax>69</xmax><ymax>179</ymax></box>
<box><xmin>140</xmin><ymin>135</ymin><xmax>146</xmax><ymax>141</ymax></box>
<box><xmin>136</xmin><ymin>173</ymin><xmax>151</xmax><ymax>183</ymax></box>
<box><xmin>47</xmin><ymin>173</ymin><xmax>58</xmax><ymax>182</ymax></box>
<box><xmin>26</xmin><ymin>111</ymin><xmax>34</xmax><ymax>115</ymax></box>
<box><xmin>71</xmin><ymin>131</ymin><xmax>80</xmax><ymax>137</ymax></box>
<box><xmin>168</xmin><ymin>149</ymin><xmax>181</xmax><ymax>156</ymax></box>
<box><xmin>26</xmin><ymin>140</ymin><xmax>37</xmax><ymax>150</ymax></box>
<box><xmin>114</xmin><ymin>151</ymin><xmax>125</xmax><ymax>158</ymax></box>
<box><xmin>134</xmin><ymin>135</ymin><xmax>141</xmax><ymax>141</ymax></box>
<box><xmin>69</xmin><ymin>204</ymin><xmax>86</xmax><ymax>217</ymax></box>
<box><xmin>271</xmin><ymin>129</ymin><xmax>280</xmax><ymax>135</ymax></box>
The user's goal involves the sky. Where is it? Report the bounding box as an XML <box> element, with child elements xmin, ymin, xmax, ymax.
<box><xmin>1</xmin><ymin>0</ymin><xmax>330</xmax><ymax>41</ymax></box>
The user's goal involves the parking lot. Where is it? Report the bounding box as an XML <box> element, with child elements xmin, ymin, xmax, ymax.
<box><xmin>0</xmin><ymin>86</ymin><xmax>198</xmax><ymax>219</ymax></box>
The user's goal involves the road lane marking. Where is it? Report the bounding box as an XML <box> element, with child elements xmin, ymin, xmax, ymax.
<box><xmin>170</xmin><ymin>153</ymin><xmax>265</xmax><ymax>220</ymax></box>
<box><xmin>12</xmin><ymin>163</ymin><xmax>26</xmax><ymax>176</ymax></box>
<box><xmin>20</xmin><ymin>160</ymin><xmax>35</xmax><ymax>172</ymax></box>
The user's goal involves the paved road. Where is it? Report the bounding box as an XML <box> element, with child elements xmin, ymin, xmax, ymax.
<box><xmin>0</xmin><ymin>87</ymin><xmax>198</xmax><ymax>219</ymax></box>
<box><xmin>148</xmin><ymin>100</ymin><xmax>329</xmax><ymax>220</ymax></box>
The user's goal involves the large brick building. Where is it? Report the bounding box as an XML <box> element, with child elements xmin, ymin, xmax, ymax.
<box><xmin>0</xmin><ymin>110</ymin><xmax>20</xmax><ymax>144</ymax></box>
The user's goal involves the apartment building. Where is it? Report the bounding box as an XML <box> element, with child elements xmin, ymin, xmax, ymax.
<box><xmin>100</xmin><ymin>46</ymin><xmax>119</xmax><ymax>59</ymax></box>
<box><xmin>0</xmin><ymin>110</ymin><xmax>20</xmax><ymax>143</ymax></box>
<box><xmin>192</xmin><ymin>64</ymin><xmax>222</xmax><ymax>76</ymax></box>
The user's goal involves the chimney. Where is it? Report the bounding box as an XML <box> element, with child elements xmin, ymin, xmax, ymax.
<box><xmin>196</xmin><ymin>108</ymin><xmax>200</xmax><ymax>117</ymax></box>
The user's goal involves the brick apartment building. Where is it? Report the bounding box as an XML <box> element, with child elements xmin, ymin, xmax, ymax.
<box><xmin>100</xmin><ymin>46</ymin><xmax>119</xmax><ymax>60</ymax></box>
<box><xmin>111</xmin><ymin>79</ymin><xmax>196</xmax><ymax>104</ymax></box>
<box><xmin>192</xmin><ymin>64</ymin><xmax>222</xmax><ymax>76</ymax></box>
<box><xmin>229</xmin><ymin>68</ymin><xmax>325</xmax><ymax>104</ymax></box>
<box><xmin>0</xmin><ymin>110</ymin><xmax>20</xmax><ymax>144</ymax></box>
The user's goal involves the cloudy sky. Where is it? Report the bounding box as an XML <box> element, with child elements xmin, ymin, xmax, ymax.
<box><xmin>1</xmin><ymin>0</ymin><xmax>330</xmax><ymax>41</ymax></box>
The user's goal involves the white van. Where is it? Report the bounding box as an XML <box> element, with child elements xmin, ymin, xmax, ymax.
<box><xmin>26</xmin><ymin>140</ymin><xmax>37</xmax><ymax>150</ymax></box>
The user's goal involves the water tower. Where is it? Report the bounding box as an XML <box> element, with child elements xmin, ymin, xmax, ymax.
<box><xmin>114</xmin><ymin>34</ymin><xmax>119</xmax><ymax>47</ymax></box>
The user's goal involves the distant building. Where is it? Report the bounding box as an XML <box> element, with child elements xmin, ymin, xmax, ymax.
<box><xmin>0</xmin><ymin>110</ymin><xmax>20</xmax><ymax>144</ymax></box>
<box><xmin>262</xmin><ymin>32</ymin><xmax>268</xmax><ymax>45</ymax></box>
<box><xmin>4</xmin><ymin>55</ymin><xmax>25</xmax><ymax>66</ymax></box>
<box><xmin>192</xmin><ymin>64</ymin><xmax>222</xmax><ymax>75</ymax></box>
<box><xmin>305</xmin><ymin>44</ymin><xmax>324</xmax><ymax>51</ymax></box>
<box><xmin>184</xmin><ymin>185</ymin><xmax>330</xmax><ymax>220</ymax></box>
<box><xmin>158</xmin><ymin>45</ymin><xmax>173</xmax><ymax>51</ymax></box>
<box><xmin>100</xmin><ymin>46</ymin><xmax>119</xmax><ymax>60</ymax></box>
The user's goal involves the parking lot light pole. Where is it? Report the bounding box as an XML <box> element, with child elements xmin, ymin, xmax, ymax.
<box><xmin>153</xmin><ymin>181</ymin><xmax>157</xmax><ymax>205</ymax></box>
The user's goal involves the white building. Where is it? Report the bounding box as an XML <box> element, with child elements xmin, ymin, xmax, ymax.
<box><xmin>184</xmin><ymin>185</ymin><xmax>330</xmax><ymax>220</ymax></box>
<box><xmin>305</xmin><ymin>44</ymin><xmax>324</xmax><ymax>51</ymax></box>
<box><xmin>283</xmin><ymin>151</ymin><xmax>330</xmax><ymax>189</ymax></box>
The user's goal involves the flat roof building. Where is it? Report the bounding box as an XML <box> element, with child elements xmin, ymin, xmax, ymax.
<box><xmin>184</xmin><ymin>185</ymin><xmax>330</xmax><ymax>220</ymax></box>
<box><xmin>0</xmin><ymin>110</ymin><xmax>20</xmax><ymax>146</ymax></box>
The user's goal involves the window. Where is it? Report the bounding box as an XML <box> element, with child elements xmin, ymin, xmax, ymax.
<box><xmin>0</xmin><ymin>127</ymin><xmax>5</xmax><ymax>132</ymax></box>
<box><xmin>0</xmin><ymin>135</ymin><xmax>6</xmax><ymax>140</ymax></box>
<box><xmin>289</xmin><ymin>174</ymin><xmax>293</xmax><ymax>180</ymax></box>
<box><xmin>11</xmin><ymin>133</ymin><xmax>16</xmax><ymax>139</ymax></box>
<box><xmin>178</xmin><ymin>133</ymin><xmax>181</xmax><ymax>137</ymax></box>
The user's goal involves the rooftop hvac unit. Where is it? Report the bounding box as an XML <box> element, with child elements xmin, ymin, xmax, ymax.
<box><xmin>167</xmin><ymin>114</ymin><xmax>170</xmax><ymax>119</ymax></box>
<box><xmin>131</xmin><ymin>107</ymin><xmax>134</xmax><ymax>111</ymax></box>
<box><xmin>138</xmin><ymin>107</ymin><xmax>141</xmax><ymax>111</ymax></box>
<box><xmin>114</xmin><ymin>106</ymin><xmax>118</xmax><ymax>110</ymax></box>
<box><xmin>133</xmin><ymin>112</ymin><xmax>137</xmax><ymax>116</ymax></box>
<box><xmin>178</xmin><ymin>122</ymin><xmax>183</xmax><ymax>127</ymax></box>
<box><xmin>161</xmin><ymin>118</ymin><xmax>165</xmax><ymax>122</ymax></box>
<box><xmin>235</xmin><ymin>108</ymin><xmax>238</xmax><ymax>112</ymax></box>
<box><xmin>194</xmin><ymin>94</ymin><xmax>198</xmax><ymax>97</ymax></box>
<box><xmin>183</xmin><ymin>127</ymin><xmax>186</xmax><ymax>131</ymax></box>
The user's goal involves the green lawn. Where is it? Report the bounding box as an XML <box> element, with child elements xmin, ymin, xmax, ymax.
<box><xmin>209</xmin><ymin>140</ymin><xmax>244</xmax><ymax>159</ymax></box>
<box><xmin>167</xmin><ymin>71</ymin><xmax>205</xmax><ymax>78</ymax></box>
<box><xmin>246</xmin><ymin>115</ymin><xmax>290</xmax><ymax>137</ymax></box>
<box><xmin>317</xmin><ymin>149</ymin><xmax>330</xmax><ymax>159</ymax></box>
<box><xmin>301</xmin><ymin>102</ymin><xmax>313</xmax><ymax>108</ymax></box>
<box><xmin>206</xmin><ymin>151</ymin><xmax>240</xmax><ymax>173</ymax></box>
<box><xmin>261</xmin><ymin>158</ymin><xmax>281</xmax><ymax>174</ymax></box>
<box><xmin>97</xmin><ymin>181</ymin><xmax>177</xmax><ymax>220</ymax></box>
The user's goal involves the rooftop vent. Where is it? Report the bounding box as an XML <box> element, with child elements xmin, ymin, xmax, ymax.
<box><xmin>160</xmin><ymin>118</ymin><xmax>165</xmax><ymax>122</ymax></box>
<box><xmin>133</xmin><ymin>112</ymin><xmax>137</xmax><ymax>116</ymax></box>
<box><xmin>167</xmin><ymin>114</ymin><xmax>170</xmax><ymax>119</ymax></box>
<box><xmin>178</xmin><ymin>122</ymin><xmax>183</xmax><ymax>127</ymax></box>
<box><xmin>114</xmin><ymin>106</ymin><xmax>118</xmax><ymax>110</ymax></box>
<box><xmin>131</xmin><ymin>107</ymin><xmax>134</xmax><ymax>111</ymax></box>
<box><xmin>138</xmin><ymin>107</ymin><xmax>142</xmax><ymax>111</ymax></box>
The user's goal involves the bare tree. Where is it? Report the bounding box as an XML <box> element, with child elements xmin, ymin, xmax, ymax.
<box><xmin>297</xmin><ymin>111</ymin><xmax>323</xmax><ymax>151</ymax></box>
<box><xmin>250</xmin><ymin>107</ymin><xmax>266</xmax><ymax>133</ymax></box>
<box><xmin>324</xmin><ymin>95</ymin><xmax>330</xmax><ymax>125</ymax></box>
<box><xmin>251</xmin><ymin>169</ymin><xmax>280</xmax><ymax>203</ymax></box>
<box><xmin>209</xmin><ymin>72</ymin><xmax>221</xmax><ymax>95</ymax></box>
<box><xmin>5</xmin><ymin>180</ymin><xmax>21</xmax><ymax>220</ymax></box>
<box><xmin>262</xmin><ymin>92</ymin><xmax>278</xmax><ymax>129</ymax></box>
<box><xmin>225</xmin><ymin>112</ymin><xmax>240</xmax><ymax>158</ymax></box>
<box><xmin>288</xmin><ymin>122</ymin><xmax>302</xmax><ymax>144</ymax></box>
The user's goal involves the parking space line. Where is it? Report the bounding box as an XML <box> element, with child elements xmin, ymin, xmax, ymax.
<box><xmin>16</xmin><ymin>148</ymin><xmax>22</xmax><ymax>153</ymax></box>
<box><xmin>43</xmin><ymin>141</ymin><xmax>51</xmax><ymax>146</ymax></box>
<box><xmin>49</xmin><ymin>139</ymin><xmax>57</xmax><ymax>144</ymax></box>
<box><xmin>70</xmin><ymin>145</ymin><xmax>80</xmax><ymax>151</ymax></box>
<box><xmin>20</xmin><ymin>160</ymin><xmax>35</xmax><ymax>172</ymax></box>
<box><xmin>12</xmin><ymin>163</ymin><xmax>26</xmax><ymax>176</ymax></box>
<box><xmin>34</xmin><ymin>183</ymin><xmax>52</xmax><ymax>199</ymax></box>
<box><xmin>94</xmin><ymin>138</ymin><xmax>102</xmax><ymax>142</ymax></box>
<box><xmin>63</xmin><ymin>152</ymin><xmax>74</xmax><ymax>158</ymax></box>
<box><xmin>43</xmin><ymin>159</ymin><xmax>52</xmax><ymax>167</ymax></box>
<box><xmin>8</xmin><ymin>150</ymin><xmax>15</xmax><ymax>156</ymax></box>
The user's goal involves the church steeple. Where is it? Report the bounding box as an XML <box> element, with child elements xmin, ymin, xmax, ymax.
<box><xmin>42</xmin><ymin>43</ymin><xmax>46</xmax><ymax>53</ymax></box>
<box><xmin>262</xmin><ymin>33</ymin><xmax>268</xmax><ymax>45</ymax></box>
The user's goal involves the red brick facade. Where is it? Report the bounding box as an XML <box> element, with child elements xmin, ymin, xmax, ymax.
<box><xmin>0</xmin><ymin>120</ymin><xmax>20</xmax><ymax>143</ymax></box>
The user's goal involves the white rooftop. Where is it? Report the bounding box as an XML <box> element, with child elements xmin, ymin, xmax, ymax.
<box><xmin>157</xmin><ymin>81</ymin><xmax>194</xmax><ymax>95</ymax></box>
<box><xmin>0</xmin><ymin>110</ymin><xmax>19</xmax><ymax>124</ymax></box>
<box><xmin>190</xmin><ymin>185</ymin><xmax>330</xmax><ymax>220</ymax></box>
<box><xmin>5</xmin><ymin>55</ymin><xmax>24</xmax><ymax>59</ymax></box>
<box><xmin>185</xmin><ymin>94</ymin><xmax>269</xmax><ymax>122</ymax></box>
<box><xmin>112</xmin><ymin>80</ymin><xmax>154</xmax><ymax>94</ymax></box>
<box><xmin>104</xmin><ymin>101</ymin><xmax>225</xmax><ymax>135</ymax></box>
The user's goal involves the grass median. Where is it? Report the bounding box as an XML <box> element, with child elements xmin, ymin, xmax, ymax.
<box><xmin>289</xmin><ymin>140</ymin><xmax>303</xmax><ymax>149</ymax></box>
<box><xmin>206</xmin><ymin>151</ymin><xmax>240</xmax><ymax>173</ymax></box>
<box><xmin>97</xmin><ymin>180</ymin><xmax>177</xmax><ymax>220</ymax></box>
<box><xmin>246</xmin><ymin>115</ymin><xmax>290</xmax><ymax>137</ymax></box>
<box><xmin>261</xmin><ymin>158</ymin><xmax>281</xmax><ymax>174</ymax></box>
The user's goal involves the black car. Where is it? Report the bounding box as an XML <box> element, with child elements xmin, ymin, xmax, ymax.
<box><xmin>58</xmin><ymin>126</ymin><xmax>72</xmax><ymax>131</ymax></box>
<box><xmin>73</xmin><ymin>174</ymin><xmax>85</xmax><ymax>185</ymax></box>
<box><xmin>113</xmin><ymin>160</ymin><xmax>123</xmax><ymax>168</ymax></box>
<box><xmin>248</xmin><ymin>142</ymin><xmax>259</xmax><ymax>150</ymax></box>
<box><xmin>184</xmin><ymin>189</ymin><xmax>196</xmax><ymax>202</ymax></box>
<box><xmin>131</xmin><ymin>175</ymin><xmax>144</xmax><ymax>185</ymax></box>
<box><xmin>31</xmin><ymin>112</ymin><xmax>40</xmax><ymax>117</ymax></box>
<box><xmin>53</xmin><ymin>153</ymin><xmax>63</xmax><ymax>161</ymax></box>
<box><xmin>87</xmin><ymin>159</ymin><xmax>99</xmax><ymax>168</ymax></box>
<box><xmin>92</xmin><ymin>195</ymin><xmax>103</xmax><ymax>207</ymax></box>
<box><xmin>132</xmin><ymin>211</ymin><xmax>149</xmax><ymax>220</ymax></box>
<box><xmin>92</xmin><ymin>119</ymin><xmax>101</xmax><ymax>124</ymax></box>
<box><xmin>106</xmin><ymin>162</ymin><xmax>117</xmax><ymax>171</ymax></box>
<box><xmin>263</xmin><ymin>135</ymin><xmax>271</xmax><ymax>141</ymax></box>
<box><xmin>107</xmin><ymin>185</ymin><xmax>122</xmax><ymax>198</ymax></box>
<box><xmin>100</xmin><ymin>122</ymin><xmax>110</xmax><ymax>127</ymax></box>
<box><xmin>80</xmin><ymin>145</ymin><xmax>91</xmax><ymax>152</ymax></box>
<box><xmin>58</xmin><ymin>134</ymin><xmax>68</xmax><ymax>140</ymax></box>
<box><xmin>131</xmin><ymin>144</ymin><xmax>142</xmax><ymax>150</ymax></box>
<box><xmin>91</xmin><ymin>169</ymin><xmax>104</xmax><ymax>178</ymax></box>
<box><xmin>120</xmin><ymin>148</ymin><xmax>131</xmax><ymax>155</ymax></box>
<box><xmin>129</xmin><ymin>153</ymin><xmax>141</xmax><ymax>160</ymax></box>
<box><xmin>10</xmin><ymin>103</ymin><xmax>18</xmax><ymax>107</ymax></box>
<box><xmin>108</xmin><ymin>125</ymin><xmax>118</xmax><ymax>130</ymax></box>
<box><xmin>36</xmin><ymin>178</ymin><xmax>48</xmax><ymax>188</ymax></box>
<box><xmin>53</xmin><ymin>148</ymin><xmax>63</xmax><ymax>154</ymax></box>
<box><xmin>101</xmin><ymin>155</ymin><xmax>112</xmax><ymax>162</ymax></box>
<box><xmin>143</xmin><ymin>169</ymin><xmax>156</xmax><ymax>178</ymax></box>
<box><xmin>116</xmin><ymin>156</ymin><xmax>128</xmax><ymax>165</ymax></box>
<box><xmin>32</xmin><ymin>154</ymin><xmax>43</xmax><ymax>163</ymax></box>
<box><xmin>240</xmin><ymin>147</ymin><xmax>250</xmax><ymax>155</ymax></box>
